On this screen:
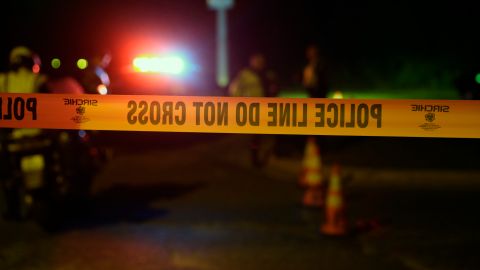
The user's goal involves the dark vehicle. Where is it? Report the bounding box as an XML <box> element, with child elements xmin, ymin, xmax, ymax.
<box><xmin>0</xmin><ymin>128</ymin><xmax>104</xmax><ymax>223</ymax></box>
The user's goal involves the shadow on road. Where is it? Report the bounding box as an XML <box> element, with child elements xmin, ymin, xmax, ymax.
<box><xmin>95</xmin><ymin>131</ymin><xmax>225</xmax><ymax>155</ymax></box>
<box><xmin>321</xmin><ymin>136</ymin><xmax>480</xmax><ymax>170</ymax></box>
<box><xmin>38</xmin><ymin>181</ymin><xmax>205</xmax><ymax>232</ymax></box>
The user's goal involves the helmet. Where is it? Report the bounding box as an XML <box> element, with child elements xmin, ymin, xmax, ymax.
<box><xmin>9</xmin><ymin>46</ymin><xmax>41</xmax><ymax>73</ymax></box>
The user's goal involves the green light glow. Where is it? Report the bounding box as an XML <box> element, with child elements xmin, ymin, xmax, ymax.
<box><xmin>332</xmin><ymin>91</ymin><xmax>344</xmax><ymax>99</ymax></box>
<box><xmin>51</xmin><ymin>58</ymin><xmax>61</xmax><ymax>69</ymax></box>
<box><xmin>77</xmin><ymin>58</ymin><xmax>88</xmax><ymax>70</ymax></box>
<box><xmin>475</xmin><ymin>73</ymin><xmax>480</xmax><ymax>84</ymax></box>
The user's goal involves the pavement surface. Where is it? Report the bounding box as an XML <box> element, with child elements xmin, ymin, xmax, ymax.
<box><xmin>1</xmin><ymin>133</ymin><xmax>480</xmax><ymax>270</ymax></box>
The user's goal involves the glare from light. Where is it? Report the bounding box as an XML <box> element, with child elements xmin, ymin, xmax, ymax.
<box><xmin>476</xmin><ymin>73</ymin><xmax>480</xmax><ymax>84</ymax></box>
<box><xmin>332</xmin><ymin>91</ymin><xmax>344</xmax><ymax>99</ymax></box>
<box><xmin>95</xmin><ymin>67</ymin><xmax>110</xmax><ymax>85</ymax></box>
<box><xmin>97</xmin><ymin>84</ymin><xmax>108</xmax><ymax>95</ymax></box>
<box><xmin>77</xmin><ymin>58</ymin><xmax>88</xmax><ymax>70</ymax></box>
<box><xmin>132</xmin><ymin>55</ymin><xmax>186</xmax><ymax>74</ymax></box>
<box><xmin>78</xmin><ymin>130</ymin><xmax>87</xmax><ymax>138</ymax></box>
<box><xmin>32</xmin><ymin>64</ymin><xmax>40</xmax><ymax>74</ymax></box>
<box><xmin>51</xmin><ymin>58</ymin><xmax>61</xmax><ymax>69</ymax></box>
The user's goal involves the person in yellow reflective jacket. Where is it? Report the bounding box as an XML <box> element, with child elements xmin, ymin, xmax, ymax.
<box><xmin>229</xmin><ymin>53</ymin><xmax>268</xmax><ymax>97</ymax></box>
<box><xmin>229</xmin><ymin>53</ymin><xmax>277</xmax><ymax>167</ymax></box>
<box><xmin>0</xmin><ymin>46</ymin><xmax>48</xmax><ymax>219</ymax></box>
<box><xmin>0</xmin><ymin>46</ymin><xmax>47</xmax><ymax>94</ymax></box>
<box><xmin>0</xmin><ymin>46</ymin><xmax>47</xmax><ymax>138</ymax></box>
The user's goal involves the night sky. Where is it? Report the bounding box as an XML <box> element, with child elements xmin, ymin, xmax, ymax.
<box><xmin>1</xmin><ymin>0</ymin><xmax>479</xmax><ymax>89</ymax></box>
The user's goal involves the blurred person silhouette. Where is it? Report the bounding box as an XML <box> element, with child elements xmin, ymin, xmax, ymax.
<box><xmin>301</xmin><ymin>45</ymin><xmax>331</xmax><ymax>154</ymax></box>
<box><xmin>0</xmin><ymin>47</ymin><xmax>104</xmax><ymax>220</ymax></box>
<box><xmin>0</xmin><ymin>46</ymin><xmax>47</xmax><ymax>139</ymax></box>
<box><xmin>229</xmin><ymin>52</ymin><xmax>277</xmax><ymax>167</ymax></box>
<box><xmin>273</xmin><ymin>45</ymin><xmax>331</xmax><ymax>158</ymax></box>
<box><xmin>0</xmin><ymin>46</ymin><xmax>48</xmax><ymax>219</ymax></box>
<box><xmin>229</xmin><ymin>52</ymin><xmax>277</xmax><ymax>97</ymax></box>
<box><xmin>303</xmin><ymin>45</ymin><xmax>329</xmax><ymax>98</ymax></box>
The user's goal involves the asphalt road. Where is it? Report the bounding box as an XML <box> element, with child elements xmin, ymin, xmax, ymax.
<box><xmin>1</xmin><ymin>133</ymin><xmax>480</xmax><ymax>270</ymax></box>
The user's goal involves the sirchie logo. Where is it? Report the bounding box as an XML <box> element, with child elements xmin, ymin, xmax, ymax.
<box><xmin>410</xmin><ymin>104</ymin><xmax>444</xmax><ymax>131</ymax></box>
<box><xmin>425</xmin><ymin>113</ymin><xmax>435</xmax><ymax>122</ymax></box>
<box><xmin>71</xmin><ymin>106</ymin><xmax>89</xmax><ymax>124</ymax></box>
<box><xmin>411</xmin><ymin>104</ymin><xmax>449</xmax><ymax>113</ymax></box>
<box><xmin>76</xmin><ymin>106</ymin><xmax>86</xmax><ymax>115</ymax></box>
<box><xmin>419</xmin><ymin>112</ymin><xmax>440</xmax><ymax>131</ymax></box>
<box><xmin>64</xmin><ymin>98</ymin><xmax>98</xmax><ymax>106</ymax></box>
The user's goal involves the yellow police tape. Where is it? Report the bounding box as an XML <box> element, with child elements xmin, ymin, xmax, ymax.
<box><xmin>1</xmin><ymin>93</ymin><xmax>479</xmax><ymax>138</ymax></box>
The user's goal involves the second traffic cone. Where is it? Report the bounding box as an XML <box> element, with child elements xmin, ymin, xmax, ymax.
<box><xmin>302</xmin><ymin>187</ymin><xmax>324</xmax><ymax>207</ymax></box>
<box><xmin>321</xmin><ymin>163</ymin><xmax>347</xmax><ymax>236</ymax></box>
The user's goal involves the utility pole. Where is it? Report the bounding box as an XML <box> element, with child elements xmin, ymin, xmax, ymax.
<box><xmin>207</xmin><ymin>0</ymin><xmax>234</xmax><ymax>88</ymax></box>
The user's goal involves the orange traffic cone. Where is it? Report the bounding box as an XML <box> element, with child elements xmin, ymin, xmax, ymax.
<box><xmin>321</xmin><ymin>163</ymin><xmax>347</xmax><ymax>236</ymax></box>
<box><xmin>302</xmin><ymin>187</ymin><xmax>324</xmax><ymax>208</ymax></box>
<box><xmin>299</xmin><ymin>137</ymin><xmax>324</xmax><ymax>207</ymax></box>
<box><xmin>299</xmin><ymin>137</ymin><xmax>323</xmax><ymax>188</ymax></box>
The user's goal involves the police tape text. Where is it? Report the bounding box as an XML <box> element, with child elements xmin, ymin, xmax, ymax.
<box><xmin>0</xmin><ymin>97</ymin><xmax>37</xmax><ymax>121</ymax></box>
<box><xmin>127</xmin><ymin>100</ymin><xmax>186</xmax><ymax>125</ymax></box>
<box><xmin>315</xmin><ymin>103</ymin><xmax>382</xmax><ymax>128</ymax></box>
